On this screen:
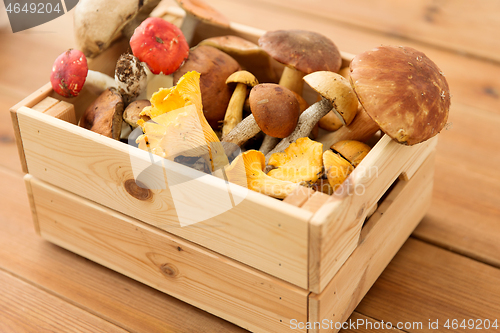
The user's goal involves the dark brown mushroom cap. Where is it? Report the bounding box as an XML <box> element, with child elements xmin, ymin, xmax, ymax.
<box><xmin>79</xmin><ymin>88</ymin><xmax>124</xmax><ymax>140</ymax></box>
<box><xmin>249</xmin><ymin>84</ymin><xmax>300</xmax><ymax>138</ymax></box>
<box><xmin>174</xmin><ymin>45</ymin><xmax>240</xmax><ymax>129</ymax></box>
<box><xmin>175</xmin><ymin>0</ymin><xmax>229</xmax><ymax>27</ymax></box>
<box><xmin>349</xmin><ymin>45</ymin><xmax>450</xmax><ymax>145</ymax></box>
<box><xmin>258</xmin><ymin>30</ymin><xmax>342</xmax><ymax>74</ymax></box>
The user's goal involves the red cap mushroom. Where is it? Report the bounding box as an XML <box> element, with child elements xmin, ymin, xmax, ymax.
<box><xmin>130</xmin><ymin>17</ymin><xmax>189</xmax><ymax>75</ymax></box>
<box><xmin>50</xmin><ymin>49</ymin><xmax>117</xmax><ymax>98</ymax></box>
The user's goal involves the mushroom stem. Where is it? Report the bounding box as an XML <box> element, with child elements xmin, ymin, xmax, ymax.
<box><xmin>115</xmin><ymin>53</ymin><xmax>148</xmax><ymax>105</ymax></box>
<box><xmin>179</xmin><ymin>13</ymin><xmax>198</xmax><ymax>45</ymax></box>
<box><xmin>259</xmin><ymin>135</ymin><xmax>280</xmax><ymax>155</ymax></box>
<box><xmin>318</xmin><ymin>107</ymin><xmax>380</xmax><ymax>151</ymax></box>
<box><xmin>265</xmin><ymin>98</ymin><xmax>332</xmax><ymax>162</ymax></box>
<box><xmin>222</xmin><ymin>83</ymin><xmax>247</xmax><ymax>137</ymax></box>
<box><xmin>279</xmin><ymin>66</ymin><xmax>305</xmax><ymax>95</ymax></box>
<box><xmin>85</xmin><ymin>70</ymin><xmax>118</xmax><ymax>95</ymax></box>
<box><xmin>222</xmin><ymin>114</ymin><xmax>261</xmax><ymax>147</ymax></box>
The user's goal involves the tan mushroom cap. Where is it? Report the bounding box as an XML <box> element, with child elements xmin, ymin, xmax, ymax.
<box><xmin>226</xmin><ymin>70</ymin><xmax>258</xmax><ymax>87</ymax></box>
<box><xmin>349</xmin><ymin>45</ymin><xmax>450</xmax><ymax>145</ymax></box>
<box><xmin>199</xmin><ymin>36</ymin><xmax>278</xmax><ymax>83</ymax></box>
<box><xmin>304</xmin><ymin>71</ymin><xmax>358</xmax><ymax>126</ymax></box>
<box><xmin>249</xmin><ymin>84</ymin><xmax>300</xmax><ymax>138</ymax></box>
<box><xmin>175</xmin><ymin>0</ymin><xmax>229</xmax><ymax>27</ymax></box>
<box><xmin>123</xmin><ymin>99</ymin><xmax>151</xmax><ymax>128</ymax></box>
<box><xmin>79</xmin><ymin>88</ymin><xmax>124</xmax><ymax>140</ymax></box>
<box><xmin>331</xmin><ymin>140</ymin><xmax>371</xmax><ymax>167</ymax></box>
<box><xmin>173</xmin><ymin>45</ymin><xmax>240</xmax><ymax>129</ymax></box>
<box><xmin>258</xmin><ymin>30</ymin><xmax>342</xmax><ymax>74</ymax></box>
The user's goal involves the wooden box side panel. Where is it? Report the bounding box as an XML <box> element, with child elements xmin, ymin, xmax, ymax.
<box><xmin>309</xmin><ymin>135</ymin><xmax>438</xmax><ymax>293</ymax></box>
<box><xmin>27</xmin><ymin>175</ymin><xmax>309</xmax><ymax>333</ymax></box>
<box><xmin>308</xmin><ymin>152</ymin><xmax>436</xmax><ymax>333</ymax></box>
<box><xmin>16</xmin><ymin>107</ymin><xmax>311</xmax><ymax>288</ymax></box>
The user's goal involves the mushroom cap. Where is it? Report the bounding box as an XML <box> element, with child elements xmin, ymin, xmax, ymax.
<box><xmin>50</xmin><ymin>49</ymin><xmax>88</xmax><ymax>98</ymax></box>
<box><xmin>304</xmin><ymin>71</ymin><xmax>358</xmax><ymax>125</ymax></box>
<box><xmin>349</xmin><ymin>45</ymin><xmax>450</xmax><ymax>145</ymax></box>
<box><xmin>249</xmin><ymin>84</ymin><xmax>300</xmax><ymax>138</ymax></box>
<box><xmin>330</xmin><ymin>140</ymin><xmax>371</xmax><ymax>167</ymax></box>
<box><xmin>199</xmin><ymin>35</ymin><xmax>278</xmax><ymax>83</ymax></box>
<box><xmin>319</xmin><ymin>111</ymin><xmax>343</xmax><ymax>131</ymax></box>
<box><xmin>173</xmin><ymin>45</ymin><xmax>240</xmax><ymax>129</ymax></box>
<box><xmin>123</xmin><ymin>99</ymin><xmax>151</xmax><ymax>128</ymax></box>
<box><xmin>130</xmin><ymin>17</ymin><xmax>189</xmax><ymax>75</ymax></box>
<box><xmin>79</xmin><ymin>88</ymin><xmax>124</xmax><ymax>140</ymax></box>
<box><xmin>175</xmin><ymin>0</ymin><xmax>229</xmax><ymax>27</ymax></box>
<box><xmin>226</xmin><ymin>70</ymin><xmax>258</xmax><ymax>87</ymax></box>
<box><xmin>258</xmin><ymin>30</ymin><xmax>342</xmax><ymax>74</ymax></box>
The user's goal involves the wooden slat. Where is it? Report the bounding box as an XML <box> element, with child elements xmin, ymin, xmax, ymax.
<box><xmin>245</xmin><ymin>0</ymin><xmax>500</xmax><ymax>63</ymax></box>
<box><xmin>283</xmin><ymin>186</ymin><xmax>315</xmax><ymax>207</ymax></box>
<box><xmin>0</xmin><ymin>168</ymin><xmax>248</xmax><ymax>333</ymax></box>
<box><xmin>16</xmin><ymin>107</ymin><xmax>311</xmax><ymax>288</ymax></box>
<box><xmin>31</xmin><ymin>96</ymin><xmax>60</xmax><ymax>112</ymax></box>
<box><xmin>309</xmin><ymin>152</ymin><xmax>434</xmax><ymax>333</ymax></box>
<box><xmin>44</xmin><ymin>100</ymin><xmax>76</xmax><ymax>124</ymax></box>
<box><xmin>356</xmin><ymin>238</ymin><xmax>500</xmax><ymax>332</ymax></box>
<box><xmin>341</xmin><ymin>313</ymin><xmax>404</xmax><ymax>332</ymax></box>
<box><xmin>301</xmin><ymin>192</ymin><xmax>330</xmax><ymax>214</ymax></box>
<box><xmin>308</xmin><ymin>135</ymin><xmax>437</xmax><ymax>293</ymax></box>
<box><xmin>28</xmin><ymin>176</ymin><xmax>308</xmax><ymax>333</ymax></box>
<box><xmin>0</xmin><ymin>269</ymin><xmax>128</xmax><ymax>333</ymax></box>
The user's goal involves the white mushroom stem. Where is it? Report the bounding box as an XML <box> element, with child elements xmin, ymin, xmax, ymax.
<box><xmin>180</xmin><ymin>13</ymin><xmax>199</xmax><ymax>45</ymax></box>
<box><xmin>265</xmin><ymin>98</ymin><xmax>332</xmax><ymax>162</ymax></box>
<box><xmin>222</xmin><ymin>114</ymin><xmax>260</xmax><ymax>147</ymax></box>
<box><xmin>279</xmin><ymin>66</ymin><xmax>305</xmax><ymax>95</ymax></box>
<box><xmin>222</xmin><ymin>83</ymin><xmax>247</xmax><ymax>137</ymax></box>
<box><xmin>259</xmin><ymin>135</ymin><xmax>280</xmax><ymax>155</ymax></box>
<box><xmin>85</xmin><ymin>70</ymin><xmax>117</xmax><ymax>95</ymax></box>
<box><xmin>115</xmin><ymin>54</ymin><xmax>148</xmax><ymax>104</ymax></box>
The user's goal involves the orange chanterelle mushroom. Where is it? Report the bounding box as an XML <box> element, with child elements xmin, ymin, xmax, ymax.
<box><xmin>267</xmin><ymin>137</ymin><xmax>323</xmax><ymax>184</ymax></box>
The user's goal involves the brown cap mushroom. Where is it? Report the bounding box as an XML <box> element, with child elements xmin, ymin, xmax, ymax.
<box><xmin>259</xmin><ymin>30</ymin><xmax>342</xmax><ymax>94</ymax></box>
<box><xmin>79</xmin><ymin>88</ymin><xmax>124</xmax><ymax>140</ymax></box>
<box><xmin>265</xmin><ymin>71</ymin><xmax>358</xmax><ymax>162</ymax></box>
<box><xmin>349</xmin><ymin>45</ymin><xmax>450</xmax><ymax>145</ymax></box>
<box><xmin>175</xmin><ymin>0</ymin><xmax>229</xmax><ymax>45</ymax></box>
<box><xmin>222</xmin><ymin>71</ymin><xmax>258</xmax><ymax>137</ymax></box>
<box><xmin>249</xmin><ymin>84</ymin><xmax>300</xmax><ymax>138</ymax></box>
<box><xmin>222</xmin><ymin>84</ymin><xmax>299</xmax><ymax>151</ymax></box>
<box><xmin>199</xmin><ymin>35</ymin><xmax>278</xmax><ymax>83</ymax></box>
<box><xmin>174</xmin><ymin>45</ymin><xmax>240</xmax><ymax>129</ymax></box>
<box><xmin>123</xmin><ymin>99</ymin><xmax>151</xmax><ymax>128</ymax></box>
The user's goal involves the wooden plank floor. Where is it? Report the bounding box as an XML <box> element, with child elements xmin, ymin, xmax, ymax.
<box><xmin>1</xmin><ymin>0</ymin><xmax>500</xmax><ymax>332</ymax></box>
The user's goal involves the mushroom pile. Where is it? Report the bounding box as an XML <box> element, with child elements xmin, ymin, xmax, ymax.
<box><xmin>49</xmin><ymin>1</ymin><xmax>451</xmax><ymax>200</ymax></box>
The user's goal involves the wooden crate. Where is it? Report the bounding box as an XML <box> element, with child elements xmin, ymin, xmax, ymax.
<box><xmin>10</xmin><ymin>7</ymin><xmax>437</xmax><ymax>333</ymax></box>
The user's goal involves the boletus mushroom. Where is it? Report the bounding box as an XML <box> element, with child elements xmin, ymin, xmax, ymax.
<box><xmin>174</xmin><ymin>45</ymin><xmax>240</xmax><ymax>129</ymax></box>
<box><xmin>123</xmin><ymin>100</ymin><xmax>151</xmax><ymax>129</ymax></box>
<box><xmin>348</xmin><ymin>45</ymin><xmax>451</xmax><ymax>146</ymax></box>
<box><xmin>265</xmin><ymin>71</ymin><xmax>358</xmax><ymax>162</ymax></box>
<box><xmin>222</xmin><ymin>70</ymin><xmax>258</xmax><ymax>137</ymax></box>
<box><xmin>79</xmin><ymin>88</ymin><xmax>124</xmax><ymax>140</ymax></box>
<box><xmin>222</xmin><ymin>83</ymin><xmax>300</xmax><ymax>148</ymax></box>
<box><xmin>258</xmin><ymin>30</ymin><xmax>342</xmax><ymax>94</ymax></box>
<box><xmin>199</xmin><ymin>35</ymin><xmax>278</xmax><ymax>83</ymax></box>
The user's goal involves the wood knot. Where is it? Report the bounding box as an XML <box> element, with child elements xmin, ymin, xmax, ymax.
<box><xmin>160</xmin><ymin>263</ymin><xmax>179</xmax><ymax>278</ymax></box>
<box><xmin>124</xmin><ymin>179</ymin><xmax>152</xmax><ymax>201</ymax></box>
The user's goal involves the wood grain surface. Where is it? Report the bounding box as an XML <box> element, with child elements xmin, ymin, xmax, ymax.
<box><xmin>1</xmin><ymin>0</ymin><xmax>500</xmax><ymax>332</ymax></box>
